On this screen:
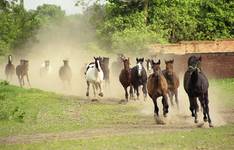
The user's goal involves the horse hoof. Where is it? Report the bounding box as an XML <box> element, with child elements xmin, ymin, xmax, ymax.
<box><xmin>197</xmin><ymin>123</ymin><xmax>204</xmax><ymax>128</ymax></box>
<box><xmin>86</xmin><ymin>93</ymin><xmax>89</xmax><ymax>97</ymax></box>
<box><xmin>98</xmin><ymin>93</ymin><xmax>103</xmax><ymax>97</ymax></box>
<box><xmin>91</xmin><ymin>99</ymin><xmax>98</xmax><ymax>102</ymax></box>
<box><xmin>194</xmin><ymin>119</ymin><xmax>198</xmax><ymax>123</ymax></box>
<box><xmin>119</xmin><ymin>99</ymin><xmax>127</xmax><ymax>104</ymax></box>
<box><xmin>155</xmin><ymin>118</ymin><xmax>165</xmax><ymax>125</ymax></box>
<box><xmin>209</xmin><ymin>123</ymin><xmax>214</xmax><ymax>128</ymax></box>
<box><xmin>203</xmin><ymin>118</ymin><xmax>208</xmax><ymax>122</ymax></box>
<box><xmin>163</xmin><ymin>113</ymin><xmax>167</xmax><ymax>118</ymax></box>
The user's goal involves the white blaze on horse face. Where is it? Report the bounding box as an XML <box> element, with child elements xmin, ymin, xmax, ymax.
<box><xmin>137</xmin><ymin>62</ymin><xmax>143</xmax><ymax>76</ymax></box>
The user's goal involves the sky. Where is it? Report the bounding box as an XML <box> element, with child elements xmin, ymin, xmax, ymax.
<box><xmin>24</xmin><ymin>0</ymin><xmax>82</xmax><ymax>14</ymax></box>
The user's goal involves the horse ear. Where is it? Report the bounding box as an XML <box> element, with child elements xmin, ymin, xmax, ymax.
<box><xmin>158</xmin><ymin>59</ymin><xmax>161</xmax><ymax>64</ymax></box>
<box><xmin>164</xmin><ymin>59</ymin><xmax>167</xmax><ymax>64</ymax></box>
<box><xmin>172</xmin><ymin>59</ymin><xmax>174</xmax><ymax>63</ymax></box>
<box><xmin>199</xmin><ymin>56</ymin><xmax>202</xmax><ymax>61</ymax></box>
<box><xmin>136</xmin><ymin>58</ymin><xmax>139</xmax><ymax>62</ymax></box>
<box><xmin>142</xmin><ymin>58</ymin><xmax>144</xmax><ymax>62</ymax></box>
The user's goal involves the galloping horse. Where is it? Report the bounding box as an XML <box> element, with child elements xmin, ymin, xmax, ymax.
<box><xmin>146</xmin><ymin>59</ymin><xmax>152</xmax><ymax>74</ymax></box>
<box><xmin>5</xmin><ymin>55</ymin><xmax>15</xmax><ymax>82</ymax></box>
<box><xmin>85</xmin><ymin>57</ymin><xmax>104</xmax><ymax>98</ymax></box>
<box><xmin>147</xmin><ymin>60</ymin><xmax>169</xmax><ymax>124</ymax></box>
<box><xmin>40</xmin><ymin>60</ymin><xmax>51</xmax><ymax>78</ymax></box>
<box><xmin>16</xmin><ymin>60</ymin><xmax>31</xmax><ymax>87</ymax></box>
<box><xmin>162</xmin><ymin>59</ymin><xmax>180</xmax><ymax>108</ymax></box>
<box><xmin>119</xmin><ymin>57</ymin><xmax>133</xmax><ymax>102</ymax></box>
<box><xmin>100</xmin><ymin>57</ymin><xmax>110</xmax><ymax>86</ymax></box>
<box><xmin>184</xmin><ymin>56</ymin><xmax>213</xmax><ymax>127</ymax></box>
<box><xmin>111</xmin><ymin>53</ymin><xmax>125</xmax><ymax>75</ymax></box>
<box><xmin>59</xmin><ymin>60</ymin><xmax>72</xmax><ymax>89</ymax></box>
<box><xmin>131</xmin><ymin>58</ymin><xmax>147</xmax><ymax>100</ymax></box>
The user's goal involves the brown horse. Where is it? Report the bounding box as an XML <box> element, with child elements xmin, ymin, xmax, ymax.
<box><xmin>5</xmin><ymin>55</ymin><xmax>15</xmax><ymax>82</ymax></box>
<box><xmin>147</xmin><ymin>59</ymin><xmax>169</xmax><ymax>124</ymax></box>
<box><xmin>162</xmin><ymin>59</ymin><xmax>180</xmax><ymax>108</ymax></box>
<box><xmin>119</xmin><ymin>57</ymin><xmax>133</xmax><ymax>102</ymax></box>
<box><xmin>59</xmin><ymin>60</ymin><xmax>72</xmax><ymax>89</ymax></box>
<box><xmin>16</xmin><ymin>59</ymin><xmax>31</xmax><ymax>87</ymax></box>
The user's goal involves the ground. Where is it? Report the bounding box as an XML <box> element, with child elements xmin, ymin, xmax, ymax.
<box><xmin>0</xmin><ymin>79</ymin><xmax>234</xmax><ymax>150</ymax></box>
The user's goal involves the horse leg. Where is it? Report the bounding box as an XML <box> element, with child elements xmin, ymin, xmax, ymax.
<box><xmin>199</xmin><ymin>96</ymin><xmax>207</xmax><ymax>122</ymax></box>
<box><xmin>17</xmin><ymin>75</ymin><xmax>22</xmax><ymax>87</ymax></box>
<box><xmin>175</xmin><ymin>89</ymin><xmax>179</xmax><ymax>109</ymax></box>
<box><xmin>98</xmin><ymin>83</ymin><xmax>103</xmax><ymax>97</ymax></box>
<box><xmin>152</xmin><ymin>97</ymin><xmax>159</xmax><ymax>116</ymax></box>
<box><xmin>129</xmin><ymin>85</ymin><xmax>133</xmax><ymax>99</ymax></box>
<box><xmin>168</xmin><ymin>90</ymin><xmax>174</xmax><ymax>106</ymax></box>
<box><xmin>26</xmin><ymin>74</ymin><xmax>31</xmax><ymax>88</ymax></box>
<box><xmin>86</xmin><ymin>81</ymin><xmax>90</xmax><ymax>97</ymax></box>
<box><xmin>204</xmin><ymin>92</ymin><xmax>213</xmax><ymax>127</ymax></box>
<box><xmin>136</xmin><ymin>86</ymin><xmax>140</xmax><ymax>100</ymax></box>
<box><xmin>124</xmin><ymin>86</ymin><xmax>128</xmax><ymax>101</ymax></box>
<box><xmin>92</xmin><ymin>84</ymin><xmax>96</xmax><ymax>98</ymax></box>
<box><xmin>162</xmin><ymin>94</ymin><xmax>169</xmax><ymax>117</ymax></box>
<box><xmin>189</xmin><ymin>96</ymin><xmax>198</xmax><ymax>123</ymax></box>
<box><xmin>142</xmin><ymin>83</ymin><xmax>147</xmax><ymax>101</ymax></box>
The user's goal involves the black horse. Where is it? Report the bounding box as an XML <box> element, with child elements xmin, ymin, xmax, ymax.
<box><xmin>131</xmin><ymin>58</ymin><xmax>147</xmax><ymax>100</ymax></box>
<box><xmin>184</xmin><ymin>56</ymin><xmax>213</xmax><ymax>127</ymax></box>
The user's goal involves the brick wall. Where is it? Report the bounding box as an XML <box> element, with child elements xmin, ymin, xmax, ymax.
<box><xmin>149</xmin><ymin>39</ymin><xmax>234</xmax><ymax>78</ymax></box>
<box><xmin>150</xmin><ymin>39</ymin><xmax>234</xmax><ymax>54</ymax></box>
<box><xmin>160</xmin><ymin>52</ymin><xmax>234</xmax><ymax>78</ymax></box>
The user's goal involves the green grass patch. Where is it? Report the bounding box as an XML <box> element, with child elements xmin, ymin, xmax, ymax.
<box><xmin>1</xmin><ymin>125</ymin><xmax>234</xmax><ymax>150</ymax></box>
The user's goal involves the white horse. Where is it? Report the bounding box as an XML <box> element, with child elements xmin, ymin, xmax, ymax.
<box><xmin>85</xmin><ymin>57</ymin><xmax>104</xmax><ymax>98</ymax></box>
<box><xmin>40</xmin><ymin>60</ymin><xmax>51</xmax><ymax>78</ymax></box>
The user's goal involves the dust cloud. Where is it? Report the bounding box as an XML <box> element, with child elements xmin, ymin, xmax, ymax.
<box><xmin>0</xmin><ymin>17</ymin><xmax>229</xmax><ymax>128</ymax></box>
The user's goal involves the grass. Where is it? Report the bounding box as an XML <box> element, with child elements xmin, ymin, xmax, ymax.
<box><xmin>0</xmin><ymin>82</ymin><xmax>148</xmax><ymax>137</ymax></box>
<box><xmin>0</xmin><ymin>78</ymin><xmax>234</xmax><ymax>149</ymax></box>
<box><xmin>1</xmin><ymin>125</ymin><xmax>234</xmax><ymax>150</ymax></box>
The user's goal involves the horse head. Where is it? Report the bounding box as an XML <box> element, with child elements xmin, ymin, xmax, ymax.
<box><xmin>151</xmin><ymin>59</ymin><xmax>161</xmax><ymax>77</ymax></box>
<box><xmin>188</xmin><ymin>56</ymin><xmax>202</xmax><ymax>71</ymax></box>
<box><xmin>63</xmin><ymin>60</ymin><xmax>69</xmax><ymax>66</ymax></box>
<box><xmin>8</xmin><ymin>55</ymin><xmax>12</xmax><ymax>64</ymax></box>
<box><xmin>146</xmin><ymin>59</ymin><xmax>152</xmax><ymax>72</ymax></box>
<box><xmin>94</xmin><ymin>57</ymin><xmax>102</xmax><ymax>72</ymax></box>
<box><xmin>165</xmin><ymin>59</ymin><xmax>174</xmax><ymax>76</ymax></box>
<box><xmin>122</xmin><ymin>57</ymin><xmax>130</xmax><ymax>70</ymax></box>
<box><xmin>136</xmin><ymin>57</ymin><xmax>144</xmax><ymax>77</ymax></box>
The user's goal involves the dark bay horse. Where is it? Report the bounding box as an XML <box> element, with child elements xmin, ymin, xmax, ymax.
<box><xmin>131</xmin><ymin>58</ymin><xmax>147</xmax><ymax>100</ymax></box>
<box><xmin>119</xmin><ymin>57</ymin><xmax>133</xmax><ymax>102</ymax></box>
<box><xmin>147</xmin><ymin>60</ymin><xmax>169</xmax><ymax>124</ymax></box>
<box><xmin>162</xmin><ymin>59</ymin><xmax>180</xmax><ymax>108</ymax></box>
<box><xmin>184</xmin><ymin>56</ymin><xmax>213</xmax><ymax>127</ymax></box>
<box><xmin>5</xmin><ymin>55</ymin><xmax>15</xmax><ymax>82</ymax></box>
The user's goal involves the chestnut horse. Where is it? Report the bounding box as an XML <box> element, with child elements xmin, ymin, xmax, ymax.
<box><xmin>119</xmin><ymin>57</ymin><xmax>133</xmax><ymax>102</ymax></box>
<box><xmin>184</xmin><ymin>56</ymin><xmax>213</xmax><ymax>127</ymax></box>
<box><xmin>162</xmin><ymin>59</ymin><xmax>180</xmax><ymax>108</ymax></box>
<box><xmin>147</xmin><ymin>60</ymin><xmax>169</xmax><ymax>124</ymax></box>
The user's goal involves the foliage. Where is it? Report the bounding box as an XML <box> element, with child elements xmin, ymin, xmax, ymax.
<box><xmin>0</xmin><ymin>1</ymin><xmax>65</xmax><ymax>56</ymax></box>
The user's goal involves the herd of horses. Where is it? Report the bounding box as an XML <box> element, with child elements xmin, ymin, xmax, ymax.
<box><xmin>3</xmin><ymin>54</ymin><xmax>213</xmax><ymax>127</ymax></box>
